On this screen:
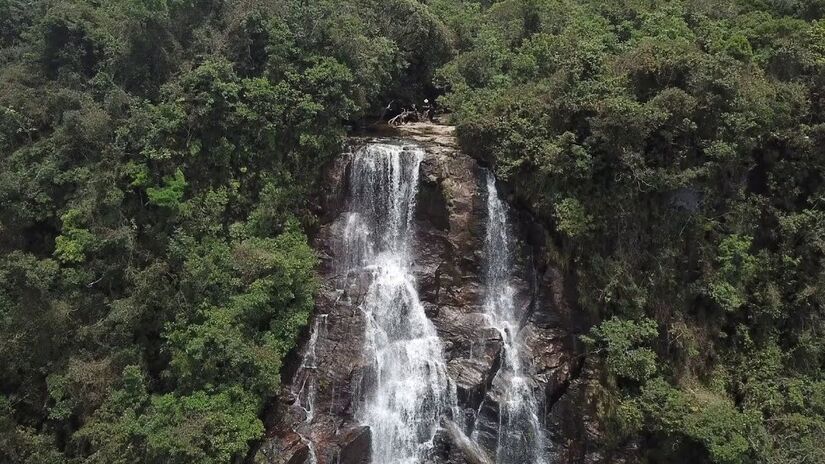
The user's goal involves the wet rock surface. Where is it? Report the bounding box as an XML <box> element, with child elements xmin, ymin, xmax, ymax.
<box><xmin>257</xmin><ymin>124</ymin><xmax>589</xmax><ymax>464</ymax></box>
<box><xmin>338</xmin><ymin>426</ymin><xmax>372</xmax><ymax>464</ymax></box>
<box><xmin>432</xmin><ymin>420</ymin><xmax>494</xmax><ymax>464</ymax></box>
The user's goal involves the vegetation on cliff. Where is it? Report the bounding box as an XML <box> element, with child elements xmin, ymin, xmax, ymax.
<box><xmin>438</xmin><ymin>1</ymin><xmax>825</xmax><ymax>462</ymax></box>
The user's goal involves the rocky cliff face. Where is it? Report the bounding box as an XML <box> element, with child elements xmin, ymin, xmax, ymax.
<box><xmin>256</xmin><ymin>124</ymin><xmax>602</xmax><ymax>464</ymax></box>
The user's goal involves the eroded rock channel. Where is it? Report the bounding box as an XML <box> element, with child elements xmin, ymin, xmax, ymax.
<box><xmin>256</xmin><ymin>124</ymin><xmax>588</xmax><ymax>464</ymax></box>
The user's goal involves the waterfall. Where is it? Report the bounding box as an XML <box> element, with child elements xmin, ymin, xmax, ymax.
<box><xmin>481</xmin><ymin>171</ymin><xmax>548</xmax><ymax>464</ymax></box>
<box><xmin>308</xmin><ymin>142</ymin><xmax>548</xmax><ymax>464</ymax></box>
<box><xmin>290</xmin><ymin>313</ymin><xmax>328</xmax><ymax>464</ymax></box>
<box><xmin>342</xmin><ymin>143</ymin><xmax>456</xmax><ymax>464</ymax></box>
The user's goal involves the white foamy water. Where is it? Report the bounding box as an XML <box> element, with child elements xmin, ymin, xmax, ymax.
<box><xmin>290</xmin><ymin>312</ymin><xmax>328</xmax><ymax>464</ymax></box>
<box><xmin>481</xmin><ymin>171</ymin><xmax>548</xmax><ymax>464</ymax></box>
<box><xmin>343</xmin><ymin>143</ymin><xmax>456</xmax><ymax>464</ymax></box>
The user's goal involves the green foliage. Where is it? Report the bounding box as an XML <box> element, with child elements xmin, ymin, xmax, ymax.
<box><xmin>707</xmin><ymin>235</ymin><xmax>759</xmax><ymax>311</ymax></box>
<box><xmin>78</xmin><ymin>367</ymin><xmax>263</xmax><ymax>464</ymax></box>
<box><xmin>53</xmin><ymin>208</ymin><xmax>96</xmax><ymax>263</ymax></box>
<box><xmin>146</xmin><ymin>168</ymin><xmax>186</xmax><ymax>209</ymax></box>
<box><xmin>1</xmin><ymin>394</ymin><xmax>67</xmax><ymax>464</ymax></box>
<box><xmin>583</xmin><ymin>317</ymin><xmax>659</xmax><ymax>382</ymax></box>
<box><xmin>0</xmin><ymin>0</ymin><xmax>453</xmax><ymax>461</ymax></box>
<box><xmin>164</xmin><ymin>229</ymin><xmax>316</xmax><ymax>398</ymax></box>
<box><xmin>438</xmin><ymin>0</ymin><xmax>825</xmax><ymax>461</ymax></box>
<box><xmin>629</xmin><ymin>377</ymin><xmax>764</xmax><ymax>464</ymax></box>
<box><xmin>553</xmin><ymin>197</ymin><xmax>593</xmax><ymax>238</ymax></box>
<box><xmin>139</xmin><ymin>388</ymin><xmax>263</xmax><ymax>464</ymax></box>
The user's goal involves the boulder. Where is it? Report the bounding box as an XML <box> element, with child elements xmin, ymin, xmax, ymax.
<box><xmin>338</xmin><ymin>426</ymin><xmax>371</xmax><ymax>464</ymax></box>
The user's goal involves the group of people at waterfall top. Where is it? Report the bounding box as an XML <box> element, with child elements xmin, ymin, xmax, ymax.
<box><xmin>387</xmin><ymin>99</ymin><xmax>436</xmax><ymax>126</ymax></box>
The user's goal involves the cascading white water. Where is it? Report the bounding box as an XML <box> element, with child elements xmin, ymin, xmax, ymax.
<box><xmin>291</xmin><ymin>313</ymin><xmax>328</xmax><ymax>464</ymax></box>
<box><xmin>342</xmin><ymin>143</ymin><xmax>456</xmax><ymax>464</ymax></box>
<box><xmin>481</xmin><ymin>171</ymin><xmax>548</xmax><ymax>464</ymax></box>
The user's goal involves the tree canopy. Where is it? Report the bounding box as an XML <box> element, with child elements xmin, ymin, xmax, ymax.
<box><xmin>438</xmin><ymin>1</ymin><xmax>825</xmax><ymax>462</ymax></box>
<box><xmin>0</xmin><ymin>0</ymin><xmax>452</xmax><ymax>462</ymax></box>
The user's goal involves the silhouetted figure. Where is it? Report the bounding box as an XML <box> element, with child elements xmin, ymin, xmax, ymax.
<box><xmin>423</xmin><ymin>99</ymin><xmax>435</xmax><ymax>121</ymax></box>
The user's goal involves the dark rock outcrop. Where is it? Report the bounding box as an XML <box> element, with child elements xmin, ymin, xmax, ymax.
<box><xmin>432</xmin><ymin>420</ymin><xmax>494</xmax><ymax>464</ymax></box>
<box><xmin>338</xmin><ymin>426</ymin><xmax>371</xmax><ymax>464</ymax></box>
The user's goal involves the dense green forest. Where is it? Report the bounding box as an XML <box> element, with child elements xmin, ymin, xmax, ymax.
<box><xmin>0</xmin><ymin>0</ymin><xmax>823</xmax><ymax>463</ymax></box>
<box><xmin>438</xmin><ymin>1</ymin><xmax>825</xmax><ymax>463</ymax></box>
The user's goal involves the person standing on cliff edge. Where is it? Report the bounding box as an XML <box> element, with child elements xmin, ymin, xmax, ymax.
<box><xmin>423</xmin><ymin>99</ymin><xmax>435</xmax><ymax>122</ymax></box>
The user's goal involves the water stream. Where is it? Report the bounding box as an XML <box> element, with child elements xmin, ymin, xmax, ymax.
<box><xmin>480</xmin><ymin>171</ymin><xmax>548</xmax><ymax>464</ymax></box>
<box><xmin>343</xmin><ymin>143</ymin><xmax>457</xmax><ymax>464</ymax></box>
<box><xmin>290</xmin><ymin>313</ymin><xmax>328</xmax><ymax>464</ymax></box>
